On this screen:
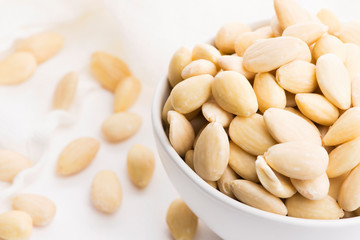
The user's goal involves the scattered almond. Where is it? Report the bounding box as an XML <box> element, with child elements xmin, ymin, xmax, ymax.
<box><xmin>0</xmin><ymin>210</ymin><xmax>33</xmax><ymax>240</ymax></box>
<box><xmin>0</xmin><ymin>150</ymin><xmax>32</xmax><ymax>182</ymax></box>
<box><xmin>52</xmin><ymin>72</ymin><xmax>78</xmax><ymax>110</ymax></box>
<box><xmin>113</xmin><ymin>75</ymin><xmax>141</xmax><ymax>112</ymax></box>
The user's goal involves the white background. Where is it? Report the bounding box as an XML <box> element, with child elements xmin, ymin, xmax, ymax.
<box><xmin>0</xmin><ymin>0</ymin><xmax>359</xmax><ymax>239</ymax></box>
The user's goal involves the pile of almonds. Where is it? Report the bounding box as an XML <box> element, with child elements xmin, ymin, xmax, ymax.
<box><xmin>164</xmin><ymin>0</ymin><xmax>360</xmax><ymax>230</ymax></box>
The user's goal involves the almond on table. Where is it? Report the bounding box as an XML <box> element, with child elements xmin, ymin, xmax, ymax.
<box><xmin>0</xmin><ymin>210</ymin><xmax>33</xmax><ymax>240</ymax></box>
<box><xmin>0</xmin><ymin>149</ymin><xmax>32</xmax><ymax>183</ymax></box>
<box><xmin>53</xmin><ymin>72</ymin><xmax>78</xmax><ymax>110</ymax></box>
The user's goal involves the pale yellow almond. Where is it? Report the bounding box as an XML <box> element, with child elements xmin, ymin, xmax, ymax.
<box><xmin>91</xmin><ymin>170</ymin><xmax>122</xmax><ymax>213</ymax></box>
<box><xmin>192</xmin><ymin>43</ymin><xmax>221</xmax><ymax>65</ymax></box>
<box><xmin>217</xmin><ymin>55</ymin><xmax>255</xmax><ymax>79</ymax></box>
<box><xmin>263</xmin><ymin>108</ymin><xmax>322</xmax><ymax>145</ymax></box>
<box><xmin>231</xmin><ymin>180</ymin><xmax>287</xmax><ymax>215</ymax></box>
<box><xmin>253</xmin><ymin>72</ymin><xmax>286</xmax><ymax>113</ymax></box>
<box><xmin>12</xmin><ymin>194</ymin><xmax>56</xmax><ymax>227</ymax></box>
<box><xmin>217</xmin><ymin>166</ymin><xmax>238</xmax><ymax>198</ymax></box>
<box><xmin>291</xmin><ymin>173</ymin><xmax>329</xmax><ymax>200</ymax></box>
<box><xmin>352</xmin><ymin>73</ymin><xmax>360</xmax><ymax>107</ymax></box>
<box><xmin>202</xmin><ymin>100</ymin><xmax>233</xmax><ymax>127</ymax></box>
<box><xmin>53</xmin><ymin>72</ymin><xmax>78</xmax><ymax>110</ymax></box>
<box><xmin>127</xmin><ymin>144</ymin><xmax>155</xmax><ymax>188</ymax></box>
<box><xmin>264</xmin><ymin>142</ymin><xmax>328</xmax><ymax>180</ymax></box>
<box><xmin>323</xmin><ymin>107</ymin><xmax>360</xmax><ymax>146</ymax></box>
<box><xmin>161</xmin><ymin>96</ymin><xmax>200</xmax><ymax>124</ymax></box>
<box><xmin>212</xmin><ymin>71</ymin><xmax>258</xmax><ymax>116</ymax></box>
<box><xmin>312</xmin><ymin>34</ymin><xmax>345</xmax><ymax>61</ymax></box>
<box><xmin>229</xmin><ymin>142</ymin><xmax>258</xmax><ymax>183</ymax></box>
<box><xmin>254</xmin><ymin>26</ymin><xmax>274</xmax><ymax>39</ymax></box>
<box><xmin>0</xmin><ymin>52</ymin><xmax>37</xmax><ymax>85</ymax></box>
<box><xmin>344</xmin><ymin>43</ymin><xmax>360</xmax><ymax>78</ymax></box>
<box><xmin>56</xmin><ymin>137</ymin><xmax>100</xmax><ymax>176</ymax></box>
<box><xmin>171</xmin><ymin>74</ymin><xmax>213</xmax><ymax>114</ymax></box>
<box><xmin>286</xmin><ymin>194</ymin><xmax>344</xmax><ymax>219</ymax></box>
<box><xmin>329</xmin><ymin>172</ymin><xmax>349</xmax><ymax>200</ymax></box>
<box><xmin>215</xmin><ymin>22</ymin><xmax>251</xmax><ymax>53</ymax></box>
<box><xmin>327</xmin><ymin>137</ymin><xmax>360</xmax><ymax>178</ymax></box>
<box><xmin>255</xmin><ymin>156</ymin><xmax>296</xmax><ymax>198</ymax></box>
<box><xmin>181</xmin><ymin>59</ymin><xmax>217</xmax><ymax>79</ymax></box>
<box><xmin>193</xmin><ymin>122</ymin><xmax>229</xmax><ymax>181</ymax></box>
<box><xmin>229</xmin><ymin>114</ymin><xmax>277</xmax><ymax>155</ymax></box>
<box><xmin>295</xmin><ymin>93</ymin><xmax>339</xmax><ymax>126</ymax></box>
<box><xmin>285</xmin><ymin>91</ymin><xmax>296</xmax><ymax>107</ymax></box>
<box><xmin>338</xmin><ymin>164</ymin><xmax>360</xmax><ymax>211</ymax></box>
<box><xmin>185</xmin><ymin>150</ymin><xmax>194</xmax><ymax>171</ymax></box>
<box><xmin>282</xmin><ymin>22</ymin><xmax>328</xmax><ymax>45</ymax></box>
<box><xmin>316</xmin><ymin>53</ymin><xmax>351</xmax><ymax>110</ymax></box>
<box><xmin>0</xmin><ymin>150</ymin><xmax>32</xmax><ymax>182</ymax></box>
<box><xmin>317</xmin><ymin>9</ymin><xmax>341</xmax><ymax>35</ymax></box>
<box><xmin>243</xmin><ymin>36</ymin><xmax>311</xmax><ymax>73</ymax></box>
<box><xmin>168</xmin><ymin>111</ymin><xmax>195</xmax><ymax>157</ymax></box>
<box><xmin>91</xmin><ymin>51</ymin><xmax>132</xmax><ymax>92</ymax></box>
<box><xmin>234</xmin><ymin>32</ymin><xmax>262</xmax><ymax>56</ymax></box>
<box><xmin>16</xmin><ymin>32</ymin><xmax>64</xmax><ymax>63</ymax></box>
<box><xmin>113</xmin><ymin>75</ymin><xmax>141</xmax><ymax>112</ymax></box>
<box><xmin>168</xmin><ymin>46</ymin><xmax>192</xmax><ymax>87</ymax></box>
<box><xmin>166</xmin><ymin>198</ymin><xmax>198</xmax><ymax>240</ymax></box>
<box><xmin>102</xmin><ymin>112</ymin><xmax>142</xmax><ymax>143</ymax></box>
<box><xmin>284</xmin><ymin>107</ymin><xmax>318</xmax><ymax>132</ymax></box>
<box><xmin>338</xmin><ymin>22</ymin><xmax>360</xmax><ymax>46</ymax></box>
<box><xmin>274</xmin><ymin>0</ymin><xmax>314</xmax><ymax>29</ymax></box>
<box><xmin>276</xmin><ymin>60</ymin><xmax>317</xmax><ymax>93</ymax></box>
<box><xmin>0</xmin><ymin>210</ymin><xmax>33</xmax><ymax>240</ymax></box>
<box><xmin>270</xmin><ymin>16</ymin><xmax>283</xmax><ymax>37</ymax></box>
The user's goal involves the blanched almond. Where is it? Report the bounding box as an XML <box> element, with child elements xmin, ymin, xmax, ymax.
<box><xmin>286</xmin><ymin>194</ymin><xmax>344</xmax><ymax>219</ymax></box>
<box><xmin>264</xmin><ymin>142</ymin><xmax>328</xmax><ymax>180</ymax></box>
<box><xmin>243</xmin><ymin>36</ymin><xmax>311</xmax><ymax>72</ymax></box>
<box><xmin>102</xmin><ymin>112</ymin><xmax>142</xmax><ymax>143</ymax></box>
<box><xmin>215</xmin><ymin>22</ymin><xmax>251</xmax><ymax>53</ymax></box>
<box><xmin>91</xmin><ymin>52</ymin><xmax>132</xmax><ymax>92</ymax></box>
<box><xmin>171</xmin><ymin>74</ymin><xmax>213</xmax><ymax>114</ymax></box>
<box><xmin>201</xmin><ymin>100</ymin><xmax>233</xmax><ymax>127</ymax></box>
<box><xmin>0</xmin><ymin>150</ymin><xmax>32</xmax><ymax>183</ymax></box>
<box><xmin>168</xmin><ymin>47</ymin><xmax>192</xmax><ymax>87</ymax></box>
<box><xmin>312</xmin><ymin>34</ymin><xmax>345</xmax><ymax>61</ymax></box>
<box><xmin>338</xmin><ymin>164</ymin><xmax>360</xmax><ymax>211</ymax></box>
<box><xmin>317</xmin><ymin>9</ymin><xmax>341</xmax><ymax>35</ymax></box>
<box><xmin>114</xmin><ymin>75</ymin><xmax>141</xmax><ymax>112</ymax></box>
<box><xmin>231</xmin><ymin>180</ymin><xmax>287</xmax><ymax>215</ymax></box>
<box><xmin>217</xmin><ymin>166</ymin><xmax>238</xmax><ymax>198</ymax></box>
<box><xmin>327</xmin><ymin>137</ymin><xmax>360</xmax><ymax>178</ymax></box>
<box><xmin>291</xmin><ymin>173</ymin><xmax>329</xmax><ymax>200</ymax></box>
<box><xmin>229</xmin><ymin>113</ymin><xmax>276</xmax><ymax>155</ymax></box>
<box><xmin>193</xmin><ymin>122</ymin><xmax>229</xmax><ymax>181</ymax></box>
<box><xmin>229</xmin><ymin>142</ymin><xmax>258</xmax><ymax>183</ymax></box>
<box><xmin>338</xmin><ymin>22</ymin><xmax>360</xmax><ymax>46</ymax></box>
<box><xmin>12</xmin><ymin>194</ymin><xmax>56</xmax><ymax>227</ymax></box>
<box><xmin>181</xmin><ymin>59</ymin><xmax>217</xmax><ymax>79</ymax></box>
<box><xmin>282</xmin><ymin>22</ymin><xmax>328</xmax><ymax>45</ymax></box>
<box><xmin>185</xmin><ymin>150</ymin><xmax>194</xmax><ymax>170</ymax></box>
<box><xmin>53</xmin><ymin>72</ymin><xmax>78</xmax><ymax>110</ymax></box>
<box><xmin>276</xmin><ymin>60</ymin><xmax>317</xmax><ymax>93</ymax></box>
<box><xmin>0</xmin><ymin>52</ymin><xmax>37</xmax><ymax>85</ymax></box>
<box><xmin>161</xmin><ymin>96</ymin><xmax>200</xmax><ymax>124</ymax></box>
<box><xmin>16</xmin><ymin>32</ymin><xmax>64</xmax><ymax>63</ymax></box>
<box><xmin>316</xmin><ymin>53</ymin><xmax>351</xmax><ymax>110</ymax></box>
<box><xmin>274</xmin><ymin>0</ymin><xmax>314</xmax><ymax>29</ymax></box>
<box><xmin>329</xmin><ymin>172</ymin><xmax>349</xmax><ymax>200</ymax></box>
<box><xmin>217</xmin><ymin>55</ymin><xmax>255</xmax><ymax>79</ymax></box>
<box><xmin>166</xmin><ymin>199</ymin><xmax>198</xmax><ymax>240</ymax></box>
<box><xmin>270</xmin><ymin>16</ymin><xmax>283</xmax><ymax>37</ymax></box>
<box><xmin>168</xmin><ymin>111</ymin><xmax>195</xmax><ymax>157</ymax></box>
<box><xmin>254</xmin><ymin>26</ymin><xmax>274</xmax><ymax>39</ymax></box>
<box><xmin>344</xmin><ymin>43</ymin><xmax>360</xmax><ymax>78</ymax></box>
<box><xmin>212</xmin><ymin>71</ymin><xmax>258</xmax><ymax>116</ymax></box>
<box><xmin>253</xmin><ymin>73</ymin><xmax>286</xmax><ymax>113</ymax></box>
<box><xmin>284</xmin><ymin>107</ymin><xmax>318</xmax><ymax>131</ymax></box>
<box><xmin>255</xmin><ymin>156</ymin><xmax>296</xmax><ymax>198</ymax></box>
<box><xmin>0</xmin><ymin>210</ymin><xmax>33</xmax><ymax>240</ymax></box>
<box><xmin>295</xmin><ymin>93</ymin><xmax>339</xmax><ymax>126</ymax></box>
<box><xmin>323</xmin><ymin>107</ymin><xmax>360</xmax><ymax>146</ymax></box>
<box><xmin>192</xmin><ymin>44</ymin><xmax>221</xmax><ymax>65</ymax></box>
<box><xmin>263</xmin><ymin>108</ymin><xmax>321</xmax><ymax>145</ymax></box>
<box><xmin>56</xmin><ymin>137</ymin><xmax>100</xmax><ymax>176</ymax></box>
<box><xmin>234</xmin><ymin>32</ymin><xmax>262</xmax><ymax>56</ymax></box>
<box><xmin>91</xmin><ymin>170</ymin><xmax>122</xmax><ymax>213</ymax></box>
<box><xmin>352</xmin><ymin>73</ymin><xmax>360</xmax><ymax>107</ymax></box>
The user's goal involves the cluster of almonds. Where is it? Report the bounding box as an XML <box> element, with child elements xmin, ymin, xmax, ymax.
<box><xmin>163</xmin><ymin>0</ymin><xmax>360</xmax><ymax>235</ymax></box>
<box><xmin>0</xmin><ymin>32</ymin><xmax>156</xmax><ymax>240</ymax></box>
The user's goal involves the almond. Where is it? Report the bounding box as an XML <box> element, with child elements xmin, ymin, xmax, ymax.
<box><xmin>274</xmin><ymin>0</ymin><xmax>314</xmax><ymax>29</ymax></box>
<box><xmin>329</xmin><ymin>172</ymin><xmax>349</xmax><ymax>200</ymax></box>
<box><xmin>352</xmin><ymin>73</ymin><xmax>360</xmax><ymax>107</ymax></box>
<box><xmin>185</xmin><ymin>150</ymin><xmax>194</xmax><ymax>170</ymax></box>
<box><xmin>234</xmin><ymin>32</ymin><xmax>262</xmax><ymax>56</ymax></box>
<box><xmin>264</xmin><ymin>142</ymin><xmax>328</xmax><ymax>180</ymax></box>
<box><xmin>201</xmin><ymin>100</ymin><xmax>233</xmax><ymax>127</ymax></box>
<box><xmin>317</xmin><ymin>9</ymin><xmax>341</xmax><ymax>35</ymax></box>
<box><xmin>181</xmin><ymin>59</ymin><xmax>217</xmax><ymax>79</ymax></box>
<box><xmin>168</xmin><ymin>46</ymin><xmax>192</xmax><ymax>87</ymax></box>
<box><xmin>114</xmin><ymin>75</ymin><xmax>141</xmax><ymax>112</ymax></box>
<box><xmin>102</xmin><ymin>112</ymin><xmax>142</xmax><ymax>143</ymax></box>
<box><xmin>229</xmin><ymin>113</ymin><xmax>277</xmax><ymax>155</ymax></box>
<box><xmin>217</xmin><ymin>55</ymin><xmax>255</xmax><ymax>80</ymax></box>
<box><xmin>0</xmin><ymin>150</ymin><xmax>32</xmax><ymax>182</ymax></box>
<box><xmin>243</xmin><ymin>36</ymin><xmax>311</xmax><ymax>72</ymax></box>
<box><xmin>282</xmin><ymin>22</ymin><xmax>328</xmax><ymax>45</ymax></box>
<box><xmin>312</xmin><ymin>34</ymin><xmax>345</xmax><ymax>61</ymax></box>
<box><xmin>338</xmin><ymin>164</ymin><xmax>360</xmax><ymax>211</ymax></box>
<box><xmin>270</xmin><ymin>16</ymin><xmax>283</xmax><ymax>37</ymax></box>
<box><xmin>52</xmin><ymin>72</ymin><xmax>78</xmax><ymax>110</ymax></box>
<box><xmin>254</xmin><ymin>26</ymin><xmax>274</xmax><ymax>39</ymax></box>
<box><xmin>344</xmin><ymin>43</ymin><xmax>360</xmax><ymax>78</ymax></box>
<box><xmin>192</xmin><ymin>43</ymin><xmax>221</xmax><ymax>64</ymax></box>
<box><xmin>284</xmin><ymin>107</ymin><xmax>318</xmax><ymax>131</ymax></box>
<box><xmin>215</xmin><ymin>22</ymin><xmax>251</xmax><ymax>53</ymax></box>
<box><xmin>338</xmin><ymin>22</ymin><xmax>360</xmax><ymax>46</ymax></box>
<box><xmin>217</xmin><ymin>166</ymin><xmax>238</xmax><ymax>198</ymax></box>
<box><xmin>290</xmin><ymin>173</ymin><xmax>329</xmax><ymax>200</ymax></box>
<box><xmin>0</xmin><ymin>211</ymin><xmax>33</xmax><ymax>240</ymax></box>
<box><xmin>161</xmin><ymin>96</ymin><xmax>200</xmax><ymax>124</ymax></box>
<box><xmin>56</xmin><ymin>137</ymin><xmax>100</xmax><ymax>176</ymax></box>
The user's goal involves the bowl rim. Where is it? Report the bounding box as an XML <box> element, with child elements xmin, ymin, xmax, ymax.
<box><xmin>151</xmin><ymin>21</ymin><xmax>360</xmax><ymax>227</ymax></box>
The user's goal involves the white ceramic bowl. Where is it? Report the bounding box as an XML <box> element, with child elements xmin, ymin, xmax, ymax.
<box><xmin>151</xmin><ymin>21</ymin><xmax>360</xmax><ymax>240</ymax></box>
